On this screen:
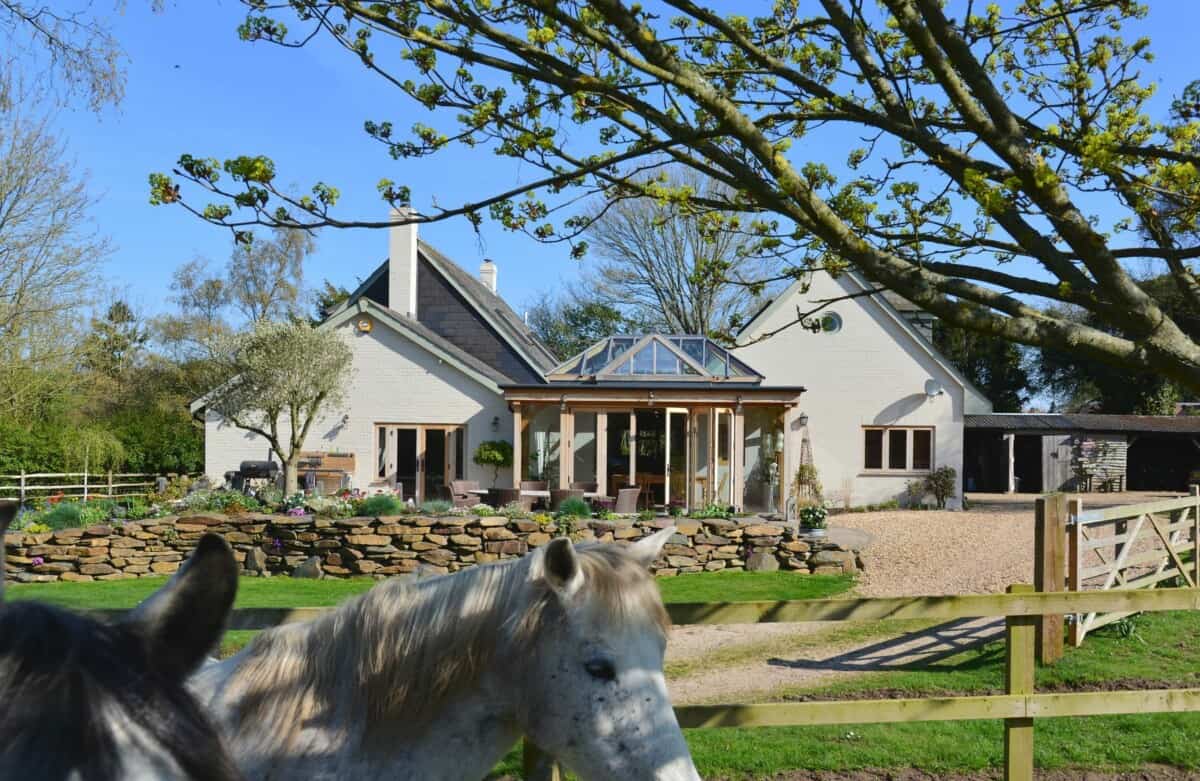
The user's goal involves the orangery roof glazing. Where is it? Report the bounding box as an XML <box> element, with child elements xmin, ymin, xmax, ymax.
<box><xmin>547</xmin><ymin>335</ymin><xmax>763</xmax><ymax>382</ymax></box>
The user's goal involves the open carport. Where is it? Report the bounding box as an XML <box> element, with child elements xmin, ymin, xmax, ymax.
<box><xmin>964</xmin><ymin>413</ymin><xmax>1200</xmax><ymax>493</ymax></box>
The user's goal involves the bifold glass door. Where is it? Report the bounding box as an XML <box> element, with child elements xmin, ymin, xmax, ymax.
<box><xmin>376</xmin><ymin>424</ymin><xmax>465</xmax><ymax>503</ymax></box>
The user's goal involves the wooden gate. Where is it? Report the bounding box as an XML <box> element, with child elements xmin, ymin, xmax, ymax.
<box><xmin>1066</xmin><ymin>487</ymin><xmax>1200</xmax><ymax>646</ymax></box>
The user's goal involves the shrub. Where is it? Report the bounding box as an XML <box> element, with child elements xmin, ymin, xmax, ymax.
<box><xmin>923</xmin><ymin>466</ymin><xmax>957</xmax><ymax>509</ymax></box>
<box><xmin>359</xmin><ymin>493</ymin><xmax>405</xmax><ymax>516</ymax></box>
<box><xmin>470</xmin><ymin>503</ymin><xmax>496</xmax><ymax>515</ymax></box>
<box><xmin>556</xmin><ymin>497</ymin><xmax>591</xmax><ymax>519</ymax></box>
<box><xmin>32</xmin><ymin>502</ymin><xmax>84</xmax><ymax>530</ymax></box>
<box><xmin>305</xmin><ymin>495</ymin><xmax>354</xmax><ymax>518</ymax></box>
<box><xmin>255</xmin><ymin>486</ymin><xmax>284</xmax><ymax>509</ymax></box>
<box><xmin>151</xmin><ymin>475</ymin><xmax>193</xmax><ymax>503</ymax></box>
<box><xmin>499</xmin><ymin>501</ymin><xmax>529</xmax><ymax>518</ymax></box>
<box><xmin>792</xmin><ymin>463</ymin><xmax>823</xmax><ymax>501</ymax></box>
<box><xmin>688</xmin><ymin>503</ymin><xmax>732</xmax><ymax>520</ymax></box>
<box><xmin>799</xmin><ymin>504</ymin><xmax>828</xmax><ymax>529</ymax></box>
<box><xmin>473</xmin><ymin>440</ymin><xmax>513</xmax><ymax>487</ymax></box>
<box><xmin>419</xmin><ymin>499</ymin><xmax>453</xmax><ymax>516</ymax></box>
<box><xmin>636</xmin><ymin>509</ymin><xmax>656</xmax><ymax>522</ymax></box>
<box><xmin>531</xmin><ymin>512</ymin><xmax>554</xmax><ymax>527</ymax></box>
<box><xmin>903</xmin><ymin>479</ymin><xmax>928</xmax><ymax>509</ymax></box>
<box><xmin>182</xmin><ymin>490</ymin><xmax>263</xmax><ymax>515</ymax></box>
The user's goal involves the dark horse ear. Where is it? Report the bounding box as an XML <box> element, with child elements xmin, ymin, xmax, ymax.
<box><xmin>121</xmin><ymin>533</ymin><xmax>238</xmax><ymax>681</ymax></box>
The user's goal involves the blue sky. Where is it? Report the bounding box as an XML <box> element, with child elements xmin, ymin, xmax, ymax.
<box><xmin>48</xmin><ymin>2</ymin><xmax>1200</xmax><ymax>322</ymax></box>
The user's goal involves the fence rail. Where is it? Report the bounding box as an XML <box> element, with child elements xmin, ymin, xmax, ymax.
<box><xmin>0</xmin><ymin>472</ymin><xmax>190</xmax><ymax>502</ymax></box>
<box><xmin>91</xmin><ymin>584</ymin><xmax>1200</xmax><ymax>781</ymax></box>
<box><xmin>1064</xmin><ymin>487</ymin><xmax>1200</xmax><ymax>646</ymax></box>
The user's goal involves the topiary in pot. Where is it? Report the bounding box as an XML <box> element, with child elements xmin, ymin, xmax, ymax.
<box><xmin>473</xmin><ymin>440</ymin><xmax>513</xmax><ymax>488</ymax></box>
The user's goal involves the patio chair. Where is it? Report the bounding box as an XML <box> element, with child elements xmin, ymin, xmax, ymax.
<box><xmin>520</xmin><ymin>480</ymin><xmax>549</xmax><ymax>510</ymax></box>
<box><xmin>550</xmin><ymin>488</ymin><xmax>585</xmax><ymax>512</ymax></box>
<box><xmin>450</xmin><ymin>479</ymin><xmax>479</xmax><ymax>509</ymax></box>
<box><xmin>570</xmin><ymin>481</ymin><xmax>598</xmax><ymax>493</ymax></box>
<box><xmin>487</xmin><ymin>487</ymin><xmax>522</xmax><ymax>510</ymax></box>
<box><xmin>614</xmin><ymin>486</ymin><xmax>641</xmax><ymax>514</ymax></box>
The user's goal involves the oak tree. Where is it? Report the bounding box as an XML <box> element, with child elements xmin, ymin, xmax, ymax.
<box><xmin>153</xmin><ymin>0</ymin><xmax>1200</xmax><ymax>391</ymax></box>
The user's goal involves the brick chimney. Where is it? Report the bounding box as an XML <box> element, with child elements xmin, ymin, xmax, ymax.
<box><xmin>388</xmin><ymin>206</ymin><xmax>418</xmax><ymax>316</ymax></box>
<box><xmin>479</xmin><ymin>258</ymin><xmax>498</xmax><ymax>293</ymax></box>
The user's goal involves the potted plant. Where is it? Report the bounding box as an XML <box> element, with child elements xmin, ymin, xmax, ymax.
<box><xmin>798</xmin><ymin>503</ymin><xmax>828</xmax><ymax>539</ymax></box>
<box><xmin>473</xmin><ymin>440</ymin><xmax>513</xmax><ymax>488</ymax></box>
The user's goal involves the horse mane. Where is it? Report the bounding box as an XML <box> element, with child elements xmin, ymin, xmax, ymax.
<box><xmin>0</xmin><ymin>599</ymin><xmax>242</xmax><ymax>781</ymax></box>
<box><xmin>222</xmin><ymin>542</ymin><xmax>669</xmax><ymax>743</ymax></box>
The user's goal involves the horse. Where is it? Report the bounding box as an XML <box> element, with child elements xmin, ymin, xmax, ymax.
<box><xmin>0</xmin><ymin>521</ymin><xmax>244</xmax><ymax>781</ymax></box>
<box><xmin>191</xmin><ymin>526</ymin><xmax>701</xmax><ymax>781</ymax></box>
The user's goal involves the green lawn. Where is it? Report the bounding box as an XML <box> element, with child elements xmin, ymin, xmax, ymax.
<box><xmin>9</xmin><ymin>569</ymin><xmax>854</xmax><ymax>657</ymax></box>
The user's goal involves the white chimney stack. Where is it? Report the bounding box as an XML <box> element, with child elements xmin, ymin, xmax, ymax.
<box><xmin>388</xmin><ymin>206</ymin><xmax>418</xmax><ymax>316</ymax></box>
<box><xmin>479</xmin><ymin>258</ymin><xmax>498</xmax><ymax>293</ymax></box>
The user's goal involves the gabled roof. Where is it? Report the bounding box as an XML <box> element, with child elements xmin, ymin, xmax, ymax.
<box><xmin>547</xmin><ymin>334</ymin><xmax>763</xmax><ymax>384</ymax></box>
<box><xmin>330</xmin><ymin>299</ymin><xmax>509</xmax><ymax>389</ymax></box>
<box><xmin>738</xmin><ymin>270</ymin><xmax>992</xmax><ymax>412</ymax></box>
<box><xmin>336</xmin><ymin>241</ymin><xmax>557</xmax><ymax>380</ymax></box>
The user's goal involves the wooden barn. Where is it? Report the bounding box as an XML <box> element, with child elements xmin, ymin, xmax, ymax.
<box><xmin>963</xmin><ymin>414</ymin><xmax>1200</xmax><ymax>494</ymax></box>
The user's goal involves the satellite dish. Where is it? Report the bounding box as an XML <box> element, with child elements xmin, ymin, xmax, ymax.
<box><xmin>924</xmin><ymin>379</ymin><xmax>946</xmax><ymax>398</ymax></box>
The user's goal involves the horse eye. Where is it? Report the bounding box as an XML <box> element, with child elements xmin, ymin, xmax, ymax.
<box><xmin>584</xmin><ymin>658</ymin><xmax>616</xmax><ymax>682</ymax></box>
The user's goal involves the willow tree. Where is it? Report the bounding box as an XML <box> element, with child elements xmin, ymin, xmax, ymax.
<box><xmin>203</xmin><ymin>320</ymin><xmax>353</xmax><ymax>494</ymax></box>
<box><xmin>153</xmin><ymin>0</ymin><xmax>1200</xmax><ymax>391</ymax></box>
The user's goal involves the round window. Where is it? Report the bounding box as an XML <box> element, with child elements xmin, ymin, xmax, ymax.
<box><xmin>819</xmin><ymin>312</ymin><xmax>842</xmax><ymax>333</ymax></box>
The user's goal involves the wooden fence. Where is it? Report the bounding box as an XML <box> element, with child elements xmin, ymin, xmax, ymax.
<box><xmin>0</xmin><ymin>472</ymin><xmax>182</xmax><ymax>503</ymax></box>
<box><xmin>1066</xmin><ymin>486</ymin><xmax>1200</xmax><ymax>646</ymax></box>
<box><xmin>90</xmin><ymin>585</ymin><xmax>1200</xmax><ymax>781</ymax></box>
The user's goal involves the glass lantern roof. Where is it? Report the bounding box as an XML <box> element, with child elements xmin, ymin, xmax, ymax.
<box><xmin>548</xmin><ymin>335</ymin><xmax>762</xmax><ymax>382</ymax></box>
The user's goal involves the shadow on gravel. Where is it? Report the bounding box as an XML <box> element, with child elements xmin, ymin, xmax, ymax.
<box><xmin>767</xmin><ymin>618</ymin><xmax>1005</xmax><ymax>674</ymax></box>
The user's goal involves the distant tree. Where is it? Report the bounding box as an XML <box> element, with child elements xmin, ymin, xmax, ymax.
<box><xmin>0</xmin><ymin>71</ymin><xmax>106</xmax><ymax>414</ymax></box>
<box><xmin>60</xmin><ymin>425</ymin><xmax>125</xmax><ymax>476</ymax></box>
<box><xmin>526</xmin><ymin>292</ymin><xmax>640</xmax><ymax>361</ymax></box>
<box><xmin>227</xmin><ymin>227</ymin><xmax>315</xmax><ymax>322</ymax></box>
<box><xmin>932</xmin><ymin>323</ymin><xmax>1032</xmax><ymax>413</ymax></box>
<box><xmin>204</xmin><ymin>320</ymin><xmax>353</xmax><ymax>494</ymax></box>
<box><xmin>1037</xmin><ymin>275</ymin><xmax>1200</xmax><ymax>414</ymax></box>
<box><xmin>585</xmin><ymin>168</ymin><xmax>777</xmax><ymax>338</ymax></box>
<box><xmin>310</xmin><ymin>279</ymin><xmax>350</xmax><ymax>325</ymax></box>
<box><xmin>0</xmin><ymin>1</ymin><xmax>135</xmax><ymax>111</ymax></box>
<box><xmin>81</xmin><ymin>300</ymin><xmax>148</xmax><ymax>380</ymax></box>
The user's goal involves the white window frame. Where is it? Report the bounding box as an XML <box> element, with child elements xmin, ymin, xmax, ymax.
<box><xmin>862</xmin><ymin>426</ymin><xmax>935</xmax><ymax>474</ymax></box>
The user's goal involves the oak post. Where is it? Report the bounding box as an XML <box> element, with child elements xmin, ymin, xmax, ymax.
<box><xmin>1034</xmin><ymin>494</ymin><xmax>1066</xmax><ymax>664</ymax></box>
<box><xmin>1004</xmin><ymin>583</ymin><xmax>1036</xmax><ymax>781</ymax></box>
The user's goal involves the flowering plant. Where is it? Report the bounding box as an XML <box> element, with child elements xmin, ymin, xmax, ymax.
<box><xmin>799</xmin><ymin>504</ymin><xmax>828</xmax><ymax>529</ymax></box>
<box><xmin>286</xmin><ymin>506</ymin><xmax>307</xmax><ymax>517</ymax></box>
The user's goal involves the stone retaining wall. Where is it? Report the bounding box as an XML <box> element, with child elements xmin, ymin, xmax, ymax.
<box><xmin>3</xmin><ymin>513</ymin><xmax>862</xmax><ymax>583</ymax></box>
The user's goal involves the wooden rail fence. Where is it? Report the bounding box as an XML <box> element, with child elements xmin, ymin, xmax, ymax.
<box><xmin>90</xmin><ymin>584</ymin><xmax>1200</xmax><ymax>781</ymax></box>
<box><xmin>0</xmin><ymin>472</ymin><xmax>189</xmax><ymax>503</ymax></box>
<box><xmin>1066</xmin><ymin>486</ymin><xmax>1199</xmax><ymax>646</ymax></box>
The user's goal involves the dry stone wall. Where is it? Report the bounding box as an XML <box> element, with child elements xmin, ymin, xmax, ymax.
<box><xmin>3</xmin><ymin>514</ymin><xmax>862</xmax><ymax>583</ymax></box>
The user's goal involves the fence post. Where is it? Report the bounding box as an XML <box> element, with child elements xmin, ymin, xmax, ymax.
<box><xmin>1067</xmin><ymin>498</ymin><xmax>1083</xmax><ymax>647</ymax></box>
<box><xmin>522</xmin><ymin>739</ymin><xmax>561</xmax><ymax>781</ymax></box>
<box><xmin>1192</xmin><ymin>485</ymin><xmax>1199</xmax><ymax>588</ymax></box>
<box><xmin>18</xmin><ymin>470</ymin><xmax>25</xmax><ymax>506</ymax></box>
<box><xmin>1034</xmin><ymin>494</ymin><xmax>1066</xmax><ymax>664</ymax></box>
<box><xmin>1004</xmin><ymin>583</ymin><xmax>1036</xmax><ymax>781</ymax></box>
<box><xmin>107</xmin><ymin>470</ymin><xmax>114</xmax><ymax>498</ymax></box>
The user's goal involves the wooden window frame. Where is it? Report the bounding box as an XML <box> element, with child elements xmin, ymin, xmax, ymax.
<box><xmin>861</xmin><ymin>426</ymin><xmax>935</xmax><ymax>475</ymax></box>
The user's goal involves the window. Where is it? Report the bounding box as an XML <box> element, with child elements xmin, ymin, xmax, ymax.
<box><xmin>862</xmin><ymin>426</ymin><xmax>934</xmax><ymax>472</ymax></box>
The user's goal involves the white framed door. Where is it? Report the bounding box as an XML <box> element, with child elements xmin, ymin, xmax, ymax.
<box><xmin>664</xmin><ymin>408</ymin><xmax>690</xmax><ymax>509</ymax></box>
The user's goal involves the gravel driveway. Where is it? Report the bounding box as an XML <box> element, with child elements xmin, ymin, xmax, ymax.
<box><xmin>667</xmin><ymin>491</ymin><xmax>1178</xmax><ymax>705</ymax></box>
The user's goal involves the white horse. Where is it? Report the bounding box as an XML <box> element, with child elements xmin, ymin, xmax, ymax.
<box><xmin>191</xmin><ymin>527</ymin><xmax>701</xmax><ymax>781</ymax></box>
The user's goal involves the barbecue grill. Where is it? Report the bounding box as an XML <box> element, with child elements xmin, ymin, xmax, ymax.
<box><xmin>224</xmin><ymin>460</ymin><xmax>281</xmax><ymax>491</ymax></box>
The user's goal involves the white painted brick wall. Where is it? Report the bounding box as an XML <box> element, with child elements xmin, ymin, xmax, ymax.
<box><xmin>204</xmin><ymin>319</ymin><xmax>513</xmax><ymax>491</ymax></box>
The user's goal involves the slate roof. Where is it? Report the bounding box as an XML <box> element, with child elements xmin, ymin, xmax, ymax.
<box><xmin>965</xmin><ymin>413</ymin><xmax>1200</xmax><ymax>435</ymax></box>
<box><xmin>416</xmin><ymin>241</ymin><xmax>558</xmax><ymax>372</ymax></box>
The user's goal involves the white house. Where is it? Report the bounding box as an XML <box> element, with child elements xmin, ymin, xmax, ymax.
<box><xmin>196</xmin><ymin>217</ymin><xmax>559</xmax><ymax>499</ymax></box>
<box><xmin>199</xmin><ymin>218</ymin><xmax>993</xmax><ymax>511</ymax></box>
<box><xmin>734</xmin><ymin>270</ymin><xmax>993</xmax><ymax>509</ymax></box>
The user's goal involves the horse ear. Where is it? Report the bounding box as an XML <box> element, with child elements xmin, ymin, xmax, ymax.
<box><xmin>122</xmin><ymin>533</ymin><xmax>238</xmax><ymax>681</ymax></box>
<box><xmin>628</xmin><ymin>526</ymin><xmax>675</xmax><ymax>569</ymax></box>
<box><xmin>540</xmin><ymin>536</ymin><xmax>584</xmax><ymax>598</ymax></box>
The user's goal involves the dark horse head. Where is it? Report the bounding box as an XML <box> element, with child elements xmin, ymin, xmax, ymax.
<box><xmin>0</xmin><ymin>511</ymin><xmax>243</xmax><ymax>781</ymax></box>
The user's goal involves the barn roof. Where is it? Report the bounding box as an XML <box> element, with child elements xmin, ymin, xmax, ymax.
<box><xmin>965</xmin><ymin>413</ymin><xmax>1200</xmax><ymax>435</ymax></box>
